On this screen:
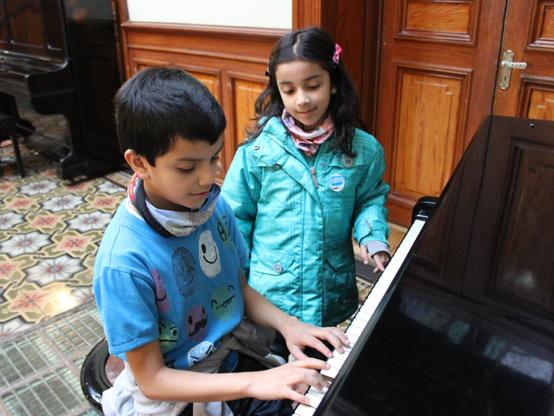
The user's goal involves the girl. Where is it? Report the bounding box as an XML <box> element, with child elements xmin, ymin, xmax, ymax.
<box><xmin>221</xmin><ymin>27</ymin><xmax>390</xmax><ymax>328</ymax></box>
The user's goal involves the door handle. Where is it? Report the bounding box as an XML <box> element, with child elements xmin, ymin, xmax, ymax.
<box><xmin>499</xmin><ymin>50</ymin><xmax>528</xmax><ymax>90</ymax></box>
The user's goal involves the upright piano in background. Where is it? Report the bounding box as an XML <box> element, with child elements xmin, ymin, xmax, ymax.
<box><xmin>294</xmin><ymin>116</ymin><xmax>554</xmax><ymax>416</ymax></box>
<box><xmin>0</xmin><ymin>0</ymin><xmax>123</xmax><ymax>179</ymax></box>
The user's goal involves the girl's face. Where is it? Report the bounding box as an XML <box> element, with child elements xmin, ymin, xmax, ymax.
<box><xmin>275</xmin><ymin>60</ymin><xmax>333</xmax><ymax>131</ymax></box>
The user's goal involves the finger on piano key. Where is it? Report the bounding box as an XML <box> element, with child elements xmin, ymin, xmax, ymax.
<box><xmin>345</xmin><ymin>333</ymin><xmax>360</xmax><ymax>345</ymax></box>
<box><xmin>320</xmin><ymin>359</ymin><xmax>341</xmax><ymax>379</ymax></box>
<box><xmin>294</xmin><ymin>403</ymin><xmax>316</xmax><ymax>416</ymax></box>
<box><xmin>328</xmin><ymin>348</ymin><xmax>351</xmax><ymax>363</ymax></box>
<box><xmin>305</xmin><ymin>386</ymin><xmax>328</xmax><ymax>408</ymax></box>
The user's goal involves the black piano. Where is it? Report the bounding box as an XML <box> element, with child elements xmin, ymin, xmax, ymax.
<box><xmin>0</xmin><ymin>0</ymin><xmax>123</xmax><ymax>179</ymax></box>
<box><xmin>295</xmin><ymin>116</ymin><xmax>554</xmax><ymax>416</ymax></box>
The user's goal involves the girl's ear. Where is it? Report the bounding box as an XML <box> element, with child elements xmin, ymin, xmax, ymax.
<box><xmin>124</xmin><ymin>149</ymin><xmax>151</xmax><ymax>180</ymax></box>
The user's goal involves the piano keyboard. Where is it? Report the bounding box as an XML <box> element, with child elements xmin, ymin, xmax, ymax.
<box><xmin>293</xmin><ymin>219</ymin><xmax>426</xmax><ymax>416</ymax></box>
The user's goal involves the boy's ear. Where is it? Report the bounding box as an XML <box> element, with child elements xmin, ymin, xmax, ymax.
<box><xmin>124</xmin><ymin>149</ymin><xmax>151</xmax><ymax>179</ymax></box>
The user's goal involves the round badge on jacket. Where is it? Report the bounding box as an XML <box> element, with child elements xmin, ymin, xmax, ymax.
<box><xmin>329</xmin><ymin>173</ymin><xmax>345</xmax><ymax>192</ymax></box>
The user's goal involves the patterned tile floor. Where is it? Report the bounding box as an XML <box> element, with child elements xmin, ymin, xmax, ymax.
<box><xmin>0</xmin><ymin>140</ymin><xmax>407</xmax><ymax>415</ymax></box>
<box><xmin>0</xmin><ymin>143</ymin><xmax>128</xmax><ymax>336</ymax></box>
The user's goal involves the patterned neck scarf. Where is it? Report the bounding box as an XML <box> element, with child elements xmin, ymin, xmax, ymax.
<box><xmin>281</xmin><ymin>109</ymin><xmax>335</xmax><ymax>157</ymax></box>
<box><xmin>127</xmin><ymin>173</ymin><xmax>220</xmax><ymax>237</ymax></box>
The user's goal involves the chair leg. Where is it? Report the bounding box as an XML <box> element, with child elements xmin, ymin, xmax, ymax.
<box><xmin>10</xmin><ymin>135</ymin><xmax>24</xmax><ymax>177</ymax></box>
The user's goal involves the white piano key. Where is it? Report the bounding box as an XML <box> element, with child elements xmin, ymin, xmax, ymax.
<box><xmin>305</xmin><ymin>387</ymin><xmax>327</xmax><ymax>408</ymax></box>
<box><xmin>326</xmin><ymin>355</ymin><xmax>346</xmax><ymax>368</ymax></box>
<box><xmin>354</xmin><ymin>220</ymin><xmax>425</xmax><ymax>321</ymax></box>
<box><xmin>331</xmin><ymin>348</ymin><xmax>351</xmax><ymax>362</ymax></box>
<box><xmin>298</xmin><ymin>220</ymin><xmax>426</xmax><ymax>410</ymax></box>
<box><xmin>348</xmin><ymin>317</ymin><xmax>367</xmax><ymax>329</ymax></box>
<box><xmin>354</xmin><ymin>309</ymin><xmax>373</xmax><ymax>320</ymax></box>
<box><xmin>321</xmin><ymin>363</ymin><xmax>340</xmax><ymax>379</ymax></box>
<box><xmin>345</xmin><ymin>324</ymin><xmax>364</xmax><ymax>336</ymax></box>
<box><xmin>345</xmin><ymin>333</ymin><xmax>360</xmax><ymax>345</ymax></box>
<box><xmin>294</xmin><ymin>403</ymin><xmax>316</xmax><ymax>416</ymax></box>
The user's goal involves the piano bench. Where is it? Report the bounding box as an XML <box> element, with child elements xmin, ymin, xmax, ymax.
<box><xmin>80</xmin><ymin>338</ymin><xmax>124</xmax><ymax>414</ymax></box>
<box><xmin>0</xmin><ymin>112</ymin><xmax>25</xmax><ymax>177</ymax></box>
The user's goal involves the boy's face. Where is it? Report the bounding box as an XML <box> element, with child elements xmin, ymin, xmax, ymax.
<box><xmin>129</xmin><ymin>135</ymin><xmax>223</xmax><ymax>211</ymax></box>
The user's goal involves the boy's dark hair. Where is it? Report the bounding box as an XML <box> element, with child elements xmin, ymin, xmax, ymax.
<box><xmin>249</xmin><ymin>27</ymin><xmax>364</xmax><ymax>156</ymax></box>
<box><xmin>115</xmin><ymin>67</ymin><xmax>226</xmax><ymax>165</ymax></box>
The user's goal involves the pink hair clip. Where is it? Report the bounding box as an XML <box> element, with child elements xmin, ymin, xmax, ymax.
<box><xmin>332</xmin><ymin>43</ymin><xmax>343</xmax><ymax>64</ymax></box>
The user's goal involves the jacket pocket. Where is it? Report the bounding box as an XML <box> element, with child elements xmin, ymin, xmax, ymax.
<box><xmin>326</xmin><ymin>250</ymin><xmax>354</xmax><ymax>273</ymax></box>
<box><xmin>250</xmin><ymin>249</ymin><xmax>299</xmax><ymax>317</ymax></box>
<box><xmin>253</xmin><ymin>249</ymin><xmax>294</xmax><ymax>276</ymax></box>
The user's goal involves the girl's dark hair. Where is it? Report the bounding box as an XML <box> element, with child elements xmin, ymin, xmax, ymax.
<box><xmin>114</xmin><ymin>67</ymin><xmax>226</xmax><ymax>166</ymax></box>
<box><xmin>248</xmin><ymin>27</ymin><xmax>364</xmax><ymax>156</ymax></box>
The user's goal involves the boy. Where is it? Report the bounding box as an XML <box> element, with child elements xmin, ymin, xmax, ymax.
<box><xmin>93</xmin><ymin>67</ymin><xmax>349</xmax><ymax>416</ymax></box>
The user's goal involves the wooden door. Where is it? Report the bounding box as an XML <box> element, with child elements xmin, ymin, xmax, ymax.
<box><xmin>377</xmin><ymin>0</ymin><xmax>554</xmax><ymax>226</ymax></box>
<box><xmin>493</xmin><ymin>0</ymin><xmax>554</xmax><ymax>119</ymax></box>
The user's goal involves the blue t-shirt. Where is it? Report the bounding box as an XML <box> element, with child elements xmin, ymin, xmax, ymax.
<box><xmin>93</xmin><ymin>197</ymin><xmax>248</xmax><ymax>370</ymax></box>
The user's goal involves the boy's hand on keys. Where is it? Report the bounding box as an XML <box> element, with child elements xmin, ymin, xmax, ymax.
<box><xmin>248</xmin><ymin>358</ymin><xmax>330</xmax><ymax>405</ymax></box>
<box><xmin>280</xmin><ymin>318</ymin><xmax>350</xmax><ymax>361</ymax></box>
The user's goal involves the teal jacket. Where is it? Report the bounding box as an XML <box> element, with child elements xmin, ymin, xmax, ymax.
<box><xmin>221</xmin><ymin>117</ymin><xmax>390</xmax><ymax>326</ymax></box>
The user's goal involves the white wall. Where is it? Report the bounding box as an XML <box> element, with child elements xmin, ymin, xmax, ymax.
<box><xmin>127</xmin><ymin>0</ymin><xmax>292</xmax><ymax>29</ymax></box>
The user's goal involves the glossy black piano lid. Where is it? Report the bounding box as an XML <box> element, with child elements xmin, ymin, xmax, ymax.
<box><xmin>316</xmin><ymin>116</ymin><xmax>554</xmax><ymax>416</ymax></box>
<box><xmin>0</xmin><ymin>0</ymin><xmax>66</xmax><ymax>59</ymax></box>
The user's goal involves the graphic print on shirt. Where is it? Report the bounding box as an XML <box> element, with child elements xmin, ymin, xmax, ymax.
<box><xmin>158</xmin><ymin>320</ymin><xmax>179</xmax><ymax>353</ymax></box>
<box><xmin>172</xmin><ymin>247</ymin><xmax>196</xmax><ymax>296</ymax></box>
<box><xmin>187</xmin><ymin>341</ymin><xmax>214</xmax><ymax>366</ymax></box>
<box><xmin>186</xmin><ymin>304</ymin><xmax>208</xmax><ymax>342</ymax></box>
<box><xmin>215</xmin><ymin>213</ymin><xmax>233</xmax><ymax>248</ymax></box>
<box><xmin>198</xmin><ymin>229</ymin><xmax>221</xmax><ymax>277</ymax></box>
<box><xmin>151</xmin><ymin>269</ymin><xmax>170</xmax><ymax>313</ymax></box>
<box><xmin>210</xmin><ymin>284</ymin><xmax>237</xmax><ymax>319</ymax></box>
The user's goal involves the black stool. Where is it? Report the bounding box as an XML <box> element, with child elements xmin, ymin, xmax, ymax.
<box><xmin>0</xmin><ymin>111</ymin><xmax>25</xmax><ymax>177</ymax></box>
<box><xmin>80</xmin><ymin>338</ymin><xmax>124</xmax><ymax>413</ymax></box>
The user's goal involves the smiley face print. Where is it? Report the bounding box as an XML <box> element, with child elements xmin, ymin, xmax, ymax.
<box><xmin>198</xmin><ymin>229</ymin><xmax>221</xmax><ymax>277</ymax></box>
<box><xmin>210</xmin><ymin>284</ymin><xmax>237</xmax><ymax>320</ymax></box>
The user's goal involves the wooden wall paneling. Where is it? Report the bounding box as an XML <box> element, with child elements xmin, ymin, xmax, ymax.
<box><xmin>121</xmin><ymin>24</ymin><xmax>278</xmax><ymax>78</ymax></box>
<box><xmin>390</xmin><ymin>64</ymin><xmax>471</xmax><ymax>205</ymax></box>
<box><xmin>116</xmin><ymin>0</ymin><xmax>383</xmax><ymax>176</ymax></box>
<box><xmin>118</xmin><ymin>22</ymin><xmax>279</xmax><ymax>176</ymax></box>
<box><xmin>398</xmin><ymin>0</ymin><xmax>480</xmax><ymax>44</ymax></box>
<box><xmin>529</xmin><ymin>0</ymin><xmax>554</xmax><ymax>50</ymax></box>
<box><xmin>379</xmin><ymin>0</ymin><xmax>505</xmax><ymax>225</ymax></box>
<box><xmin>125</xmin><ymin>58</ymin><xmax>222</xmax><ymax>99</ymax></box>
<box><xmin>226</xmin><ymin>71</ymin><xmax>267</xmax><ymax>163</ymax></box>
<box><xmin>518</xmin><ymin>76</ymin><xmax>554</xmax><ymax>119</ymax></box>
